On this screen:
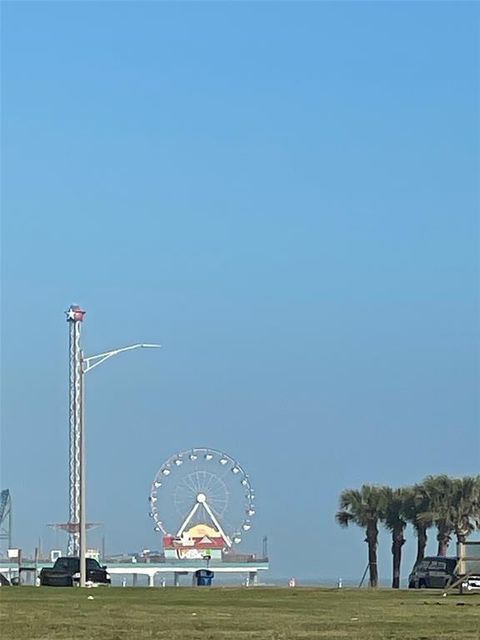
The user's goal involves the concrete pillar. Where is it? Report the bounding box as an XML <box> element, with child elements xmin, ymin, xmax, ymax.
<box><xmin>174</xmin><ymin>572</ymin><xmax>180</xmax><ymax>587</ymax></box>
<box><xmin>148</xmin><ymin>573</ymin><xmax>155</xmax><ymax>588</ymax></box>
<box><xmin>132</xmin><ymin>573</ymin><xmax>138</xmax><ymax>587</ymax></box>
<box><xmin>249</xmin><ymin>571</ymin><xmax>257</xmax><ymax>586</ymax></box>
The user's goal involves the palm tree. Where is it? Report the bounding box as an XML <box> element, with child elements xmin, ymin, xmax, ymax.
<box><xmin>420</xmin><ymin>475</ymin><xmax>456</xmax><ymax>556</ymax></box>
<box><xmin>450</xmin><ymin>476</ymin><xmax>480</xmax><ymax>544</ymax></box>
<box><xmin>417</xmin><ymin>475</ymin><xmax>480</xmax><ymax>556</ymax></box>
<box><xmin>336</xmin><ymin>485</ymin><xmax>387</xmax><ymax>588</ymax></box>
<box><xmin>402</xmin><ymin>484</ymin><xmax>433</xmax><ymax>564</ymax></box>
<box><xmin>381</xmin><ymin>487</ymin><xmax>407</xmax><ymax>588</ymax></box>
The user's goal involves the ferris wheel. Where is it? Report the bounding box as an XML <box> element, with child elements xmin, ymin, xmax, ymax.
<box><xmin>149</xmin><ymin>448</ymin><xmax>256</xmax><ymax>547</ymax></box>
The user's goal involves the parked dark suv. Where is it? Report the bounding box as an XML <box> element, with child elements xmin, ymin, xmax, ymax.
<box><xmin>39</xmin><ymin>557</ymin><xmax>111</xmax><ymax>587</ymax></box>
<box><xmin>408</xmin><ymin>556</ymin><xmax>457</xmax><ymax>589</ymax></box>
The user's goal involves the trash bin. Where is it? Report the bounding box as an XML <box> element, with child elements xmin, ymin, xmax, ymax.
<box><xmin>195</xmin><ymin>570</ymin><xmax>214</xmax><ymax>586</ymax></box>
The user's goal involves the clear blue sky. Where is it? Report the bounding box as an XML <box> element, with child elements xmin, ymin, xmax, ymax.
<box><xmin>1</xmin><ymin>1</ymin><xmax>479</xmax><ymax>582</ymax></box>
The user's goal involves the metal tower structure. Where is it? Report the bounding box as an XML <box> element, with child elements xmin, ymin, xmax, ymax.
<box><xmin>0</xmin><ymin>489</ymin><xmax>12</xmax><ymax>556</ymax></box>
<box><xmin>66</xmin><ymin>304</ymin><xmax>86</xmax><ymax>555</ymax></box>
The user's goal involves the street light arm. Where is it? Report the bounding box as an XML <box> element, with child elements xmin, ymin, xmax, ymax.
<box><xmin>83</xmin><ymin>343</ymin><xmax>161</xmax><ymax>373</ymax></box>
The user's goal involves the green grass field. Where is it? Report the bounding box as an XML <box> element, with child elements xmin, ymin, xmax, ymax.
<box><xmin>1</xmin><ymin>587</ymin><xmax>479</xmax><ymax>639</ymax></box>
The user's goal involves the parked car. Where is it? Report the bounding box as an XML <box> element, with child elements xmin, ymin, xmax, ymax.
<box><xmin>0</xmin><ymin>572</ymin><xmax>11</xmax><ymax>586</ymax></box>
<box><xmin>39</xmin><ymin>557</ymin><xmax>111</xmax><ymax>587</ymax></box>
<box><xmin>408</xmin><ymin>556</ymin><xmax>458</xmax><ymax>589</ymax></box>
<box><xmin>459</xmin><ymin>575</ymin><xmax>480</xmax><ymax>594</ymax></box>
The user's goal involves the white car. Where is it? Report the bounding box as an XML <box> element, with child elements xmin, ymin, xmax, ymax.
<box><xmin>460</xmin><ymin>575</ymin><xmax>480</xmax><ymax>593</ymax></box>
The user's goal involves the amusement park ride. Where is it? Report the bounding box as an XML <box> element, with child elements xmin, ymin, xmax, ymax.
<box><xmin>109</xmin><ymin>446</ymin><xmax>269</xmax><ymax>585</ymax></box>
<box><xmin>149</xmin><ymin>448</ymin><xmax>257</xmax><ymax>562</ymax></box>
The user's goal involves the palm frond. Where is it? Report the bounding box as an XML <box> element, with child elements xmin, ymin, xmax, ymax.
<box><xmin>335</xmin><ymin>511</ymin><xmax>352</xmax><ymax>528</ymax></box>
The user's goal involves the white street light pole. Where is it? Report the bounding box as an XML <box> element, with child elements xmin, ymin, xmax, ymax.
<box><xmin>79</xmin><ymin>342</ymin><xmax>160</xmax><ymax>587</ymax></box>
<box><xmin>66</xmin><ymin>305</ymin><xmax>160</xmax><ymax>588</ymax></box>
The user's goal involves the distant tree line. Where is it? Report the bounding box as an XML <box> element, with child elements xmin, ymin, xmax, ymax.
<box><xmin>335</xmin><ymin>475</ymin><xmax>480</xmax><ymax>588</ymax></box>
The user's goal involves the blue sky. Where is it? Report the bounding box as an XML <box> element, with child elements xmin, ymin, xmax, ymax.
<box><xmin>1</xmin><ymin>1</ymin><xmax>479</xmax><ymax>582</ymax></box>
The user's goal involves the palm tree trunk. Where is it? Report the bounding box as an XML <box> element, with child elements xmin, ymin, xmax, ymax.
<box><xmin>456</xmin><ymin>530</ymin><xmax>467</xmax><ymax>545</ymax></box>
<box><xmin>415</xmin><ymin>523</ymin><xmax>428</xmax><ymax>563</ymax></box>
<box><xmin>437</xmin><ymin>539</ymin><xmax>449</xmax><ymax>556</ymax></box>
<box><xmin>391</xmin><ymin>528</ymin><xmax>405</xmax><ymax>589</ymax></box>
<box><xmin>366</xmin><ymin>522</ymin><xmax>379</xmax><ymax>588</ymax></box>
<box><xmin>436</xmin><ymin>526</ymin><xmax>450</xmax><ymax>556</ymax></box>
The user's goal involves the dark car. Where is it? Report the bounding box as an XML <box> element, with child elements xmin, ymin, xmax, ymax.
<box><xmin>408</xmin><ymin>556</ymin><xmax>458</xmax><ymax>589</ymax></box>
<box><xmin>0</xmin><ymin>572</ymin><xmax>11</xmax><ymax>586</ymax></box>
<box><xmin>39</xmin><ymin>557</ymin><xmax>111</xmax><ymax>587</ymax></box>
